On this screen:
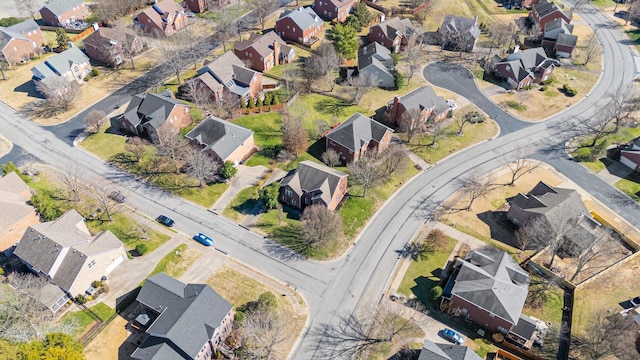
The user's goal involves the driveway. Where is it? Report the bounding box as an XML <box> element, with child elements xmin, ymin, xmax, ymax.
<box><xmin>211</xmin><ymin>165</ymin><xmax>269</xmax><ymax>212</ymax></box>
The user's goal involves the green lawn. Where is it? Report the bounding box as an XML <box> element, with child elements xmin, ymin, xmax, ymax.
<box><xmin>574</xmin><ymin>126</ymin><xmax>640</xmax><ymax>172</ymax></box>
<box><xmin>615</xmin><ymin>174</ymin><xmax>640</xmax><ymax>202</ymax></box>
<box><xmin>522</xmin><ymin>279</ymin><xmax>564</xmax><ymax>327</ymax></box>
<box><xmin>148</xmin><ymin>243</ymin><xmax>202</xmax><ymax>279</ymax></box>
<box><xmin>396</xmin><ymin>237</ymin><xmax>457</xmax><ymax>307</ymax></box>
<box><xmin>80</xmin><ymin>131</ymin><xmax>127</xmax><ymax>161</ymax></box>
<box><xmin>87</xmin><ymin>213</ymin><xmax>170</xmax><ymax>253</ymax></box>
<box><xmin>62</xmin><ymin>303</ymin><xmax>115</xmax><ymax>336</ymax></box>
<box><xmin>223</xmin><ymin>186</ymin><xmax>261</xmax><ymax>221</ymax></box>
<box><xmin>181</xmin><ymin>182</ymin><xmax>229</xmax><ymax>208</ymax></box>
<box><xmin>289</xmin><ymin>93</ymin><xmax>369</xmax><ymax>129</ymax></box>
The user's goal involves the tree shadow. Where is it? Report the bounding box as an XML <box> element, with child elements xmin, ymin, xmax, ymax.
<box><xmin>14</xmin><ymin>81</ymin><xmax>41</xmax><ymax>99</ymax></box>
<box><xmin>476</xmin><ymin>210</ymin><xmax>519</xmax><ymax>248</ymax></box>
<box><xmin>315</xmin><ymin>98</ymin><xmax>351</xmax><ymax>117</ymax></box>
<box><xmin>231</xmin><ymin>198</ymin><xmax>261</xmax><ymax>216</ymax></box>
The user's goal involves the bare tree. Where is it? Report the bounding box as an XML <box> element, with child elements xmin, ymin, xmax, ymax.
<box><xmin>184</xmin><ymin>148</ymin><xmax>219</xmax><ymax>187</ymax></box>
<box><xmin>398</xmin><ymin>108</ymin><xmax>424</xmax><ymax>144</ymax></box>
<box><xmin>296</xmin><ymin>205</ymin><xmax>343</xmax><ymax>254</ymax></box>
<box><xmin>380</xmin><ymin>144</ymin><xmax>407</xmax><ymax>177</ymax></box>
<box><xmin>183</xmin><ymin>79</ymin><xmax>213</xmax><ymax>110</ymax></box>
<box><xmin>0</xmin><ymin>57</ymin><xmax>8</xmax><ymax>80</ymax></box>
<box><xmin>156</xmin><ymin>35</ymin><xmax>185</xmax><ymax>85</ymax></box>
<box><xmin>625</xmin><ymin>0</ymin><xmax>640</xmax><ymax>26</ymax></box>
<box><xmin>570</xmin><ymin>0</ymin><xmax>589</xmax><ymax>16</ymax></box>
<box><xmin>281</xmin><ymin>109</ymin><xmax>308</xmax><ymax>156</ymax></box>
<box><xmin>85</xmin><ymin>109</ymin><xmax>107</xmax><ymax>135</ymax></box>
<box><xmin>55</xmin><ymin>166</ymin><xmax>86</xmax><ymax>202</ymax></box>
<box><xmin>602</xmin><ymin>86</ymin><xmax>639</xmax><ymax>132</ymax></box>
<box><xmin>572</xmin><ymin>311</ymin><xmax>639</xmax><ymax>360</ymax></box>
<box><xmin>36</xmin><ymin>78</ymin><xmax>81</xmax><ymax>115</ymax></box>
<box><xmin>487</xmin><ymin>21</ymin><xmax>518</xmax><ymax>57</ymax></box>
<box><xmin>240</xmin><ymin>306</ymin><xmax>290</xmax><ymax>360</ymax></box>
<box><xmin>455</xmin><ymin>169</ymin><xmax>493</xmax><ymax>211</ymax></box>
<box><xmin>179</xmin><ymin>26</ymin><xmax>209</xmax><ymax>71</ymax></box>
<box><xmin>581</xmin><ymin>32</ymin><xmax>602</xmax><ymax>66</ymax></box>
<box><xmin>155</xmin><ymin>128</ymin><xmax>189</xmax><ymax>172</ymax></box>
<box><xmin>322</xmin><ymin>149</ymin><xmax>340</xmax><ymax>167</ymax></box>
<box><xmin>504</xmin><ymin>146</ymin><xmax>540</xmax><ymax>185</ymax></box>
<box><xmin>578</xmin><ymin>111</ymin><xmax>614</xmax><ymax>148</ymax></box>
<box><xmin>452</xmin><ymin>114</ymin><xmax>468</xmax><ymax>136</ymax></box>
<box><xmin>347</xmin><ymin>155</ymin><xmax>383</xmax><ymax>197</ymax></box>
<box><xmin>427</xmin><ymin>119</ymin><xmax>445</xmax><ymax>147</ymax></box>
<box><xmin>216</xmin><ymin>91</ymin><xmax>240</xmax><ymax>120</ymax></box>
<box><xmin>213</xmin><ymin>8</ymin><xmax>237</xmax><ymax>52</ymax></box>
<box><xmin>521</xmin><ymin>213</ymin><xmax>586</xmax><ymax>269</ymax></box>
<box><xmin>87</xmin><ymin>179</ymin><xmax>122</xmax><ymax>221</ymax></box>
<box><xmin>569</xmin><ymin>230</ymin><xmax>623</xmax><ymax>282</ymax></box>
<box><xmin>400</xmin><ymin>46</ymin><xmax>423</xmax><ymax>85</ymax></box>
<box><xmin>346</xmin><ymin>73</ymin><xmax>376</xmax><ymax>104</ymax></box>
<box><xmin>247</xmin><ymin>0</ymin><xmax>278</xmax><ymax>29</ymax></box>
<box><xmin>14</xmin><ymin>0</ymin><xmax>39</xmax><ymax>19</ymax></box>
<box><xmin>121</xmin><ymin>29</ymin><xmax>145</xmax><ymax>70</ymax></box>
<box><xmin>317</xmin><ymin>42</ymin><xmax>342</xmax><ymax>91</ymax></box>
<box><xmin>525</xmin><ymin>275</ymin><xmax>555</xmax><ymax>308</ymax></box>
<box><xmin>125</xmin><ymin>137</ymin><xmax>148</xmax><ymax>163</ymax></box>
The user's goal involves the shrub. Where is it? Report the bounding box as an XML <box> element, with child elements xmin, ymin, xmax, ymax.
<box><xmin>562</xmin><ymin>84</ymin><xmax>577</xmax><ymax>97</ymax></box>
<box><xmin>135</xmin><ymin>243</ymin><xmax>148</xmax><ymax>255</ymax></box>
<box><xmin>76</xmin><ymin>294</ymin><xmax>87</xmax><ymax>304</ymax></box>
<box><xmin>0</xmin><ymin>267</ymin><xmax>4</xmax><ymax>276</ymax></box>
<box><xmin>240</xmin><ymin>98</ymin><xmax>247</xmax><ymax>109</ymax></box>
<box><xmin>83</xmin><ymin>75</ymin><xmax>91</xmax><ymax>81</ymax></box>
<box><xmin>91</xmin><ymin>280</ymin><xmax>103</xmax><ymax>288</ymax></box>
<box><xmin>395</xmin><ymin>72</ymin><xmax>405</xmax><ymax>90</ymax></box>
<box><xmin>272</xmin><ymin>95</ymin><xmax>279</xmax><ymax>105</ymax></box>
<box><xmin>426</xmin><ymin>229</ymin><xmax>448</xmax><ymax>250</ymax></box>
<box><xmin>102</xmin><ymin>283</ymin><xmax>110</xmax><ymax>293</ymax></box>
<box><xmin>540</xmin><ymin>85</ymin><xmax>548</xmax><ymax>91</ymax></box>
<box><xmin>234</xmin><ymin>311</ymin><xmax>246</xmax><ymax>325</ymax></box>
<box><xmin>257</xmin><ymin>292</ymin><xmax>278</xmax><ymax>310</ymax></box>
<box><xmin>91</xmin><ymin>68</ymin><xmax>99</xmax><ymax>77</ymax></box>
<box><xmin>541</xmin><ymin>78</ymin><xmax>554</xmax><ymax>85</ymax></box>
<box><xmin>430</xmin><ymin>286</ymin><xmax>443</xmax><ymax>301</ymax></box>
<box><xmin>574</xmin><ymin>147</ymin><xmax>592</xmax><ymax>161</ymax></box>
<box><xmin>220</xmin><ymin>161</ymin><xmax>237</xmax><ymax>179</ymax></box>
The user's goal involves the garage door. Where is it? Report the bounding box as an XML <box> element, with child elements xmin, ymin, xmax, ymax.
<box><xmin>105</xmin><ymin>254</ymin><xmax>124</xmax><ymax>274</ymax></box>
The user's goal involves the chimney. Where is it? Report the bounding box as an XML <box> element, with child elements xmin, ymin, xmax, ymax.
<box><xmin>273</xmin><ymin>41</ymin><xmax>280</xmax><ymax>65</ymax></box>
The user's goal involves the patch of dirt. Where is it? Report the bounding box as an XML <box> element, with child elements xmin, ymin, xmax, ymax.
<box><xmin>83</xmin><ymin>315</ymin><xmax>130</xmax><ymax>360</ymax></box>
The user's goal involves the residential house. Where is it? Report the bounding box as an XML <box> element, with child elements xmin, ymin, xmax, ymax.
<box><xmin>279</xmin><ymin>160</ymin><xmax>348</xmax><ymax>211</ymax></box>
<box><xmin>0</xmin><ymin>172</ymin><xmax>39</xmax><ymax>254</ymax></box>
<box><xmin>83</xmin><ymin>26</ymin><xmax>146</xmax><ymax>66</ymax></box>
<box><xmin>119</xmin><ymin>93</ymin><xmax>193</xmax><ymax>143</ymax></box>
<box><xmin>529</xmin><ymin>0</ymin><xmax>571</xmax><ymax>32</ymax></box>
<box><xmin>234</xmin><ymin>31</ymin><xmax>296</xmax><ymax>73</ymax></box>
<box><xmin>368</xmin><ymin>17</ymin><xmax>416</xmax><ymax>52</ymax></box>
<box><xmin>493</xmin><ymin>47</ymin><xmax>555</xmax><ymax>90</ymax></box>
<box><xmin>418</xmin><ymin>339</ymin><xmax>483</xmax><ymax>360</ymax></box>
<box><xmin>314</xmin><ymin>0</ymin><xmax>359</xmax><ymax>22</ymax></box>
<box><xmin>185</xmin><ymin>0</ymin><xmax>207</xmax><ymax>13</ymax></box>
<box><xmin>39</xmin><ymin>0</ymin><xmax>90</xmax><ymax>27</ymax></box>
<box><xmin>0</xmin><ymin>20</ymin><xmax>45</xmax><ymax>66</ymax></box>
<box><xmin>275</xmin><ymin>7</ymin><xmax>324</xmax><ymax>46</ymax></box>
<box><xmin>541</xmin><ymin>18</ymin><xmax>577</xmax><ymax>58</ymax></box>
<box><xmin>325</xmin><ymin>112</ymin><xmax>394</xmax><ymax>164</ymax></box>
<box><xmin>386</xmin><ymin>86</ymin><xmax>450</xmax><ymax>125</ymax></box>
<box><xmin>356</xmin><ymin>42</ymin><xmax>395</xmax><ymax>88</ymax></box>
<box><xmin>31</xmin><ymin>46</ymin><xmax>92</xmax><ymax>87</ymax></box>
<box><xmin>516</xmin><ymin>0</ymin><xmax>540</xmax><ymax>9</ymax></box>
<box><xmin>507</xmin><ymin>181</ymin><xmax>600</xmax><ymax>256</ymax></box>
<box><xmin>442</xmin><ymin>249</ymin><xmax>530</xmax><ymax>334</ymax></box>
<box><xmin>131</xmin><ymin>273</ymin><xmax>234</xmax><ymax>360</ymax></box>
<box><xmin>194</xmin><ymin>51</ymin><xmax>263</xmax><ymax>101</ymax></box>
<box><xmin>438</xmin><ymin>15</ymin><xmax>480</xmax><ymax>53</ymax></box>
<box><xmin>134</xmin><ymin>0</ymin><xmax>188</xmax><ymax>37</ymax></box>
<box><xmin>619</xmin><ymin>138</ymin><xmax>640</xmax><ymax>172</ymax></box>
<box><xmin>185</xmin><ymin>116</ymin><xmax>257</xmax><ymax>164</ymax></box>
<box><xmin>13</xmin><ymin>210</ymin><xmax>127</xmax><ymax>310</ymax></box>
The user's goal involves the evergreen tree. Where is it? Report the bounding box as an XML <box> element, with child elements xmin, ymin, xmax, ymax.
<box><xmin>331</xmin><ymin>23</ymin><xmax>358</xmax><ymax>60</ymax></box>
<box><xmin>55</xmin><ymin>28</ymin><xmax>70</xmax><ymax>50</ymax></box>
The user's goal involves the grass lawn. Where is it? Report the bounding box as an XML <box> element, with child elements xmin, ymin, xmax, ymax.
<box><xmin>234</xmin><ymin>113</ymin><xmax>283</xmax><ymax>167</ymax></box>
<box><xmin>181</xmin><ymin>182</ymin><xmax>229</xmax><ymax>208</ymax></box>
<box><xmin>522</xmin><ymin>279</ymin><xmax>564</xmax><ymax>326</ymax></box>
<box><xmin>615</xmin><ymin>174</ymin><xmax>640</xmax><ymax>202</ymax></box>
<box><xmin>339</xmin><ymin>195</ymin><xmax>377</xmax><ymax>239</ymax></box>
<box><xmin>396</xmin><ymin>237</ymin><xmax>457</xmax><ymax>307</ymax></box>
<box><xmin>223</xmin><ymin>186</ymin><xmax>260</xmax><ymax>221</ymax></box>
<box><xmin>80</xmin><ymin>131</ymin><xmax>127</xmax><ymax>160</ymax></box>
<box><xmin>62</xmin><ymin>303</ymin><xmax>115</xmax><ymax>336</ymax></box>
<box><xmin>148</xmin><ymin>243</ymin><xmax>202</xmax><ymax>279</ymax></box>
<box><xmin>87</xmin><ymin>213</ymin><xmax>170</xmax><ymax>253</ymax></box>
<box><xmin>255</xmin><ymin>208</ymin><xmax>300</xmax><ymax>234</ymax></box>
<box><xmin>573</xmin><ymin>126</ymin><xmax>640</xmax><ymax>172</ymax></box>
<box><xmin>289</xmin><ymin>93</ymin><xmax>368</xmax><ymax>128</ymax></box>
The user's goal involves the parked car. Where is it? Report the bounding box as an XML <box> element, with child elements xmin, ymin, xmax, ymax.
<box><xmin>193</xmin><ymin>233</ymin><xmax>214</xmax><ymax>246</ymax></box>
<box><xmin>108</xmin><ymin>191</ymin><xmax>126</xmax><ymax>203</ymax></box>
<box><xmin>156</xmin><ymin>215</ymin><xmax>175</xmax><ymax>227</ymax></box>
<box><xmin>185</xmin><ymin>11</ymin><xmax>195</xmax><ymax>17</ymax></box>
<box><xmin>441</xmin><ymin>328</ymin><xmax>464</xmax><ymax>345</ymax></box>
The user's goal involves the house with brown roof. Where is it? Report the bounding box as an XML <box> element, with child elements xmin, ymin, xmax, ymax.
<box><xmin>529</xmin><ymin>0</ymin><xmax>571</xmax><ymax>31</ymax></box>
<box><xmin>234</xmin><ymin>31</ymin><xmax>296</xmax><ymax>72</ymax></box>
<box><xmin>185</xmin><ymin>116</ymin><xmax>257</xmax><ymax>164</ymax></box>
<box><xmin>314</xmin><ymin>0</ymin><xmax>359</xmax><ymax>22</ymax></box>
<box><xmin>134</xmin><ymin>0</ymin><xmax>188</xmax><ymax>37</ymax></box>
<box><xmin>83</xmin><ymin>26</ymin><xmax>146</xmax><ymax>67</ymax></box>
<box><xmin>0</xmin><ymin>20</ymin><xmax>44</xmax><ymax>66</ymax></box>
<box><xmin>386</xmin><ymin>86</ymin><xmax>450</xmax><ymax>125</ymax></box>
<box><xmin>193</xmin><ymin>51</ymin><xmax>263</xmax><ymax>101</ymax></box>
<box><xmin>185</xmin><ymin>0</ymin><xmax>207</xmax><ymax>13</ymax></box>
<box><xmin>14</xmin><ymin>210</ymin><xmax>127</xmax><ymax>302</ymax></box>
<box><xmin>39</xmin><ymin>0</ymin><xmax>90</xmax><ymax>27</ymax></box>
<box><xmin>368</xmin><ymin>17</ymin><xmax>416</xmax><ymax>52</ymax></box>
<box><xmin>493</xmin><ymin>47</ymin><xmax>555</xmax><ymax>90</ymax></box>
<box><xmin>438</xmin><ymin>15</ymin><xmax>481</xmax><ymax>53</ymax></box>
<box><xmin>279</xmin><ymin>161</ymin><xmax>348</xmax><ymax>211</ymax></box>
<box><xmin>0</xmin><ymin>172</ymin><xmax>39</xmax><ymax>254</ymax></box>
<box><xmin>119</xmin><ymin>93</ymin><xmax>192</xmax><ymax>143</ymax></box>
<box><xmin>275</xmin><ymin>7</ymin><xmax>324</xmax><ymax>46</ymax></box>
<box><xmin>325</xmin><ymin>112</ymin><xmax>394</xmax><ymax>164</ymax></box>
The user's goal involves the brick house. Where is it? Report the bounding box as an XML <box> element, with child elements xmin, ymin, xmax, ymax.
<box><xmin>0</xmin><ymin>172</ymin><xmax>40</xmax><ymax>254</ymax></box>
<box><xmin>185</xmin><ymin>116</ymin><xmax>257</xmax><ymax>164</ymax></box>
<box><xmin>493</xmin><ymin>47</ymin><xmax>555</xmax><ymax>90</ymax></box>
<box><xmin>275</xmin><ymin>7</ymin><xmax>324</xmax><ymax>46</ymax></box>
<box><xmin>368</xmin><ymin>17</ymin><xmax>416</xmax><ymax>52</ymax></box>
<box><xmin>134</xmin><ymin>0</ymin><xmax>188</xmax><ymax>37</ymax></box>
<box><xmin>31</xmin><ymin>46</ymin><xmax>92</xmax><ymax>87</ymax></box>
<box><xmin>0</xmin><ymin>20</ymin><xmax>45</xmax><ymax>66</ymax></box>
<box><xmin>83</xmin><ymin>26</ymin><xmax>145</xmax><ymax>66</ymax></box>
<box><xmin>529</xmin><ymin>0</ymin><xmax>571</xmax><ymax>32</ymax></box>
<box><xmin>131</xmin><ymin>273</ymin><xmax>234</xmax><ymax>360</ymax></box>
<box><xmin>185</xmin><ymin>0</ymin><xmax>207</xmax><ymax>13</ymax></box>
<box><xmin>314</xmin><ymin>0</ymin><xmax>359</xmax><ymax>22</ymax></box>
<box><xmin>14</xmin><ymin>210</ymin><xmax>127</xmax><ymax>302</ymax></box>
<box><xmin>119</xmin><ymin>93</ymin><xmax>192</xmax><ymax>143</ymax></box>
<box><xmin>195</xmin><ymin>51</ymin><xmax>263</xmax><ymax>101</ymax></box>
<box><xmin>386</xmin><ymin>86</ymin><xmax>450</xmax><ymax>126</ymax></box>
<box><xmin>541</xmin><ymin>18</ymin><xmax>577</xmax><ymax>58</ymax></box>
<box><xmin>438</xmin><ymin>15</ymin><xmax>480</xmax><ymax>53</ymax></box>
<box><xmin>234</xmin><ymin>31</ymin><xmax>296</xmax><ymax>72</ymax></box>
<box><xmin>39</xmin><ymin>0</ymin><xmax>90</xmax><ymax>27</ymax></box>
<box><xmin>325</xmin><ymin>112</ymin><xmax>394</xmax><ymax>164</ymax></box>
<box><xmin>357</xmin><ymin>42</ymin><xmax>396</xmax><ymax>88</ymax></box>
<box><xmin>279</xmin><ymin>161</ymin><xmax>348</xmax><ymax>211</ymax></box>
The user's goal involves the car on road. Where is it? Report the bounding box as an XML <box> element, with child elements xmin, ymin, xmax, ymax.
<box><xmin>156</xmin><ymin>215</ymin><xmax>175</xmax><ymax>227</ymax></box>
<box><xmin>193</xmin><ymin>233</ymin><xmax>213</xmax><ymax>246</ymax></box>
<box><xmin>108</xmin><ymin>191</ymin><xmax>126</xmax><ymax>203</ymax></box>
<box><xmin>440</xmin><ymin>328</ymin><xmax>464</xmax><ymax>345</ymax></box>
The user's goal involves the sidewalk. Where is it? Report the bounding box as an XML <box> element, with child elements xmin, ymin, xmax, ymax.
<box><xmin>393</xmin><ymin>137</ymin><xmax>430</xmax><ymax>170</ymax></box>
<box><xmin>210</xmin><ymin>165</ymin><xmax>268</xmax><ymax>212</ymax></box>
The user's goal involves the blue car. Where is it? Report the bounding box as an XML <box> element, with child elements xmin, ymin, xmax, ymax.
<box><xmin>441</xmin><ymin>328</ymin><xmax>464</xmax><ymax>345</ymax></box>
<box><xmin>193</xmin><ymin>233</ymin><xmax>213</xmax><ymax>246</ymax></box>
<box><xmin>156</xmin><ymin>215</ymin><xmax>175</xmax><ymax>227</ymax></box>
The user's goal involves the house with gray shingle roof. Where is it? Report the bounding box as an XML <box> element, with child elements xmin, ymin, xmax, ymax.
<box><xmin>418</xmin><ymin>339</ymin><xmax>483</xmax><ymax>360</ymax></box>
<box><xmin>387</xmin><ymin>86</ymin><xmax>450</xmax><ymax>125</ymax></box>
<box><xmin>442</xmin><ymin>249</ymin><xmax>530</xmax><ymax>335</ymax></box>
<box><xmin>279</xmin><ymin>160</ymin><xmax>348</xmax><ymax>211</ymax></box>
<box><xmin>185</xmin><ymin>116</ymin><xmax>257</xmax><ymax>164</ymax></box>
<box><xmin>542</xmin><ymin>18</ymin><xmax>577</xmax><ymax>58</ymax></box>
<box><xmin>14</xmin><ymin>210</ymin><xmax>127</xmax><ymax>311</ymax></box>
<box><xmin>194</xmin><ymin>51</ymin><xmax>263</xmax><ymax>102</ymax></box>
<box><xmin>493</xmin><ymin>47</ymin><xmax>555</xmax><ymax>90</ymax></box>
<box><xmin>438</xmin><ymin>15</ymin><xmax>480</xmax><ymax>53</ymax></box>
<box><xmin>234</xmin><ymin>31</ymin><xmax>295</xmax><ymax>72</ymax></box>
<box><xmin>356</xmin><ymin>42</ymin><xmax>396</xmax><ymax>88</ymax></box>
<box><xmin>131</xmin><ymin>273</ymin><xmax>234</xmax><ymax>360</ymax></box>
<box><xmin>326</xmin><ymin>112</ymin><xmax>394</xmax><ymax>164</ymax></box>
<box><xmin>529</xmin><ymin>0</ymin><xmax>571</xmax><ymax>31</ymax></box>
<box><xmin>0</xmin><ymin>19</ymin><xmax>45</xmax><ymax>66</ymax></box>
<box><xmin>0</xmin><ymin>172</ymin><xmax>39</xmax><ymax>254</ymax></box>
<box><xmin>368</xmin><ymin>17</ymin><xmax>416</xmax><ymax>52</ymax></box>
<box><xmin>275</xmin><ymin>6</ymin><xmax>324</xmax><ymax>46</ymax></box>
<box><xmin>119</xmin><ymin>93</ymin><xmax>192</xmax><ymax>143</ymax></box>
<box><xmin>31</xmin><ymin>46</ymin><xmax>92</xmax><ymax>88</ymax></box>
<box><xmin>39</xmin><ymin>0</ymin><xmax>90</xmax><ymax>27</ymax></box>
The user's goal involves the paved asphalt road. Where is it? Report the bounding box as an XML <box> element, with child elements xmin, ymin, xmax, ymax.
<box><xmin>0</xmin><ymin>4</ymin><xmax>636</xmax><ymax>360</ymax></box>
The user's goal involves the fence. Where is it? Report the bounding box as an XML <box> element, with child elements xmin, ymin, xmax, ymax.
<box><xmin>591</xmin><ymin>211</ymin><xmax>640</xmax><ymax>250</ymax></box>
<box><xmin>70</xmin><ymin>27</ymin><xmax>95</xmax><ymax>42</ymax></box>
<box><xmin>364</xmin><ymin>0</ymin><xmax>392</xmax><ymax>16</ymax></box>
<box><xmin>525</xmin><ymin>258</ymin><xmax>576</xmax><ymax>290</ymax></box>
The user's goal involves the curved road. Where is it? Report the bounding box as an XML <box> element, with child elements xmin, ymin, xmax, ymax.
<box><xmin>0</xmin><ymin>4</ymin><xmax>636</xmax><ymax>360</ymax></box>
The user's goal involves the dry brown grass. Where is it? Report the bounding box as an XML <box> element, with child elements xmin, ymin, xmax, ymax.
<box><xmin>83</xmin><ymin>316</ymin><xmax>129</xmax><ymax>360</ymax></box>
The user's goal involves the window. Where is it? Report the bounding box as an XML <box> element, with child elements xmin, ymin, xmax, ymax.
<box><xmin>285</xmin><ymin>189</ymin><xmax>292</xmax><ymax>196</ymax></box>
<box><xmin>88</xmin><ymin>260</ymin><xmax>96</xmax><ymax>269</ymax></box>
<box><xmin>292</xmin><ymin>28</ymin><xmax>295</xmax><ymax>32</ymax></box>
<box><xmin>292</xmin><ymin>199</ymin><xmax>296</xmax><ymax>205</ymax></box>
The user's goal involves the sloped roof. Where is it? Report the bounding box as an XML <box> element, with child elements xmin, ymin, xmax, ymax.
<box><xmin>544</xmin><ymin>18</ymin><xmax>574</xmax><ymax>37</ymax></box>
<box><xmin>278</xmin><ymin>6</ymin><xmax>322</xmax><ymax>31</ymax></box>
<box><xmin>510</xmin><ymin>314</ymin><xmax>538</xmax><ymax>340</ymax></box>
<box><xmin>84</xmin><ymin>26</ymin><xmax>141</xmax><ymax>49</ymax></box>
<box><xmin>32</xmin><ymin>46</ymin><xmax>89</xmax><ymax>80</ymax></box>
<box><xmin>40</xmin><ymin>0</ymin><xmax>84</xmax><ymax>17</ymax></box>
<box><xmin>135</xmin><ymin>0</ymin><xmax>184</xmax><ymax>30</ymax></box>
<box><xmin>556</xmin><ymin>33</ymin><xmax>578</xmax><ymax>47</ymax></box>
<box><xmin>450</xmin><ymin>249</ymin><xmax>530</xmax><ymax>324</ymax></box>
<box><xmin>132</xmin><ymin>273</ymin><xmax>233</xmax><ymax>360</ymax></box>
<box><xmin>193</xmin><ymin>72</ymin><xmax>223</xmax><ymax>93</ymax></box>
<box><xmin>185</xmin><ymin>116</ymin><xmax>254</xmax><ymax>161</ymax></box>
<box><xmin>398</xmin><ymin>86</ymin><xmax>449</xmax><ymax>115</ymax></box>
<box><xmin>440</xmin><ymin>14</ymin><xmax>480</xmax><ymax>39</ymax></box>
<box><xmin>0</xmin><ymin>172</ymin><xmax>35</xmax><ymax>238</ymax></box>
<box><xmin>128</xmin><ymin>93</ymin><xmax>189</xmax><ymax>130</ymax></box>
<box><xmin>280</xmin><ymin>161</ymin><xmax>347</xmax><ymax>205</ymax></box>
<box><xmin>234</xmin><ymin>31</ymin><xmax>287</xmax><ymax>58</ymax></box>
<box><xmin>510</xmin><ymin>181</ymin><xmax>586</xmax><ymax>216</ymax></box>
<box><xmin>418</xmin><ymin>340</ymin><xmax>483</xmax><ymax>360</ymax></box>
<box><xmin>506</xmin><ymin>47</ymin><xmax>548</xmax><ymax>69</ymax></box>
<box><xmin>7</xmin><ymin>19</ymin><xmax>40</xmax><ymax>35</ymax></box>
<box><xmin>374</xmin><ymin>17</ymin><xmax>414</xmax><ymax>39</ymax></box>
<box><xmin>322</xmin><ymin>0</ymin><xmax>357</xmax><ymax>9</ymax></box>
<box><xmin>533</xmin><ymin>0</ymin><xmax>568</xmax><ymax>19</ymax></box>
<box><xmin>358</xmin><ymin>42</ymin><xmax>393</xmax><ymax>70</ymax></box>
<box><xmin>326</xmin><ymin>112</ymin><xmax>393</xmax><ymax>152</ymax></box>
<box><xmin>233</xmin><ymin>65</ymin><xmax>257</xmax><ymax>85</ymax></box>
<box><xmin>200</xmin><ymin>51</ymin><xmax>247</xmax><ymax>83</ymax></box>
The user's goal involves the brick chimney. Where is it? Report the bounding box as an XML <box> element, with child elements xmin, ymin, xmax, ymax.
<box><xmin>273</xmin><ymin>41</ymin><xmax>280</xmax><ymax>67</ymax></box>
<box><xmin>390</xmin><ymin>95</ymin><xmax>400</xmax><ymax>125</ymax></box>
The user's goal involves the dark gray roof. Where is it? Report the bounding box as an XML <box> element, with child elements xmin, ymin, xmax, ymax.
<box><xmin>418</xmin><ymin>340</ymin><xmax>483</xmax><ymax>360</ymax></box>
<box><xmin>398</xmin><ymin>86</ymin><xmax>449</xmax><ymax>115</ymax></box>
<box><xmin>544</xmin><ymin>18</ymin><xmax>574</xmax><ymax>36</ymax></box>
<box><xmin>232</xmin><ymin>65</ymin><xmax>257</xmax><ymax>86</ymax></box>
<box><xmin>450</xmin><ymin>249</ymin><xmax>530</xmax><ymax>325</ymax></box>
<box><xmin>278</xmin><ymin>6</ymin><xmax>321</xmax><ymax>31</ymax></box>
<box><xmin>440</xmin><ymin>14</ymin><xmax>480</xmax><ymax>39</ymax></box>
<box><xmin>200</xmin><ymin>51</ymin><xmax>245</xmax><ymax>83</ymax></box>
<box><xmin>185</xmin><ymin>116</ymin><xmax>254</xmax><ymax>161</ymax></box>
<box><xmin>510</xmin><ymin>181</ymin><xmax>587</xmax><ymax>217</ymax></box>
<box><xmin>7</xmin><ymin>19</ymin><xmax>40</xmax><ymax>35</ymax></box>
<box><xmin>280</xmin><ymin>160</ymin><xmax>347</xmax><ymax>205</ymax></box>
<box><xmin>132</xmin><ymin>273</ymin><xmax>233</xmax><ymax>360</ymax></box>
<box><xmin>358</xmin><ymin>42</ymin><xmax>393</xmax><ymax>70</ymax></box>
<box><xmin>126</xmin><ymin>93</ymin><xmax>189</xmax><ymax>130</ymax></box>
<box><xmin>375</xmin><ymin>17</ymin><xmax>414</xmax><ymax>40</ymax></box>
<box><xmin>533</xmin><ymin>0</ymin><xmax>567</xmax><ymax>19</ymax></box>
<box><xmin>32</xmin><ymin>46</ymin><xmax>89</xmax><ymax>78</ymax></box>
<box><xmin>556</xmin><ymin>33</ymin><xmax>578</xmax><ymax>47</ymax></box>
<box><xmin>326</xmin><ymin>112</ymin><xmax>393</xmax><ymax>152</ymax></box>
<box><xmin>510</xmin><ymin>314</ymin><xmax>538</xmax><ymax>340</ymax></box>
<box><xmin>41</xmin><ymin>0</ymin><xmax>85</xmax><ymax>17</ymax></box>
<box><xmin>505</xmin><ymin>47</ymin><xmax>548</xmax><ymax>69</ymax></box>
<box><xmin>84</xmin><ymin>26</ymin><xmax>141</xmax><ymax>50</ymax></box>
